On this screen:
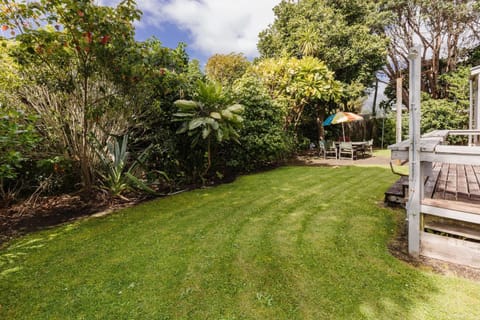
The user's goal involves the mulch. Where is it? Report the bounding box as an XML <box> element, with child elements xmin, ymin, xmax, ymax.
<box><xmin>0</xmin><ymin>192</ymin><xmax>144</xmax><ymax>248</ymax></box>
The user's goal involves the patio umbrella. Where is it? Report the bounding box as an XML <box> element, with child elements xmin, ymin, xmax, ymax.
<box><xmin>323</xmin><ymin>111</ymin><xmax>364</xmax><ymax>141</ymax></box>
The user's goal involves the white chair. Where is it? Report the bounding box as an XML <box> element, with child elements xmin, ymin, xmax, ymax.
<box><xmin>318</xmin><ymin>140</ymin><xmax>326</xmax><ymax>158</ymax></box>
<box><xmin>339</xmin><ymin>142</ymin><xmax>356</xmax><ymax>160</ymax></box>
<box><xmin>324</xmin><ymin>140</ymin><xmax>338</xmax><ymax>159</ymax></box>
<box><xmin>364</xmin><ymin>139</ymin><xmax>373</xmax><ymax>157</ymax></box>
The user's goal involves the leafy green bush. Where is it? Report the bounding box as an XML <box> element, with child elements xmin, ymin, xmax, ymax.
<box><xmin>126</xmin><ymin>41</ymin><xmax>200</xmax><ymax>189</ymax></box>
<box><xmin>381</xmin><ymin>66</ymin><xmax>470</xmax><ymax>147</ymax></box>
<box><xmin>225</xmin><ymin>75</ymin><xmax>293</xmax><ymax>173</ymax></box>
<box><xmin>380</xmin><ymin>97</ymin><xmax>468</xmax><ymax>147</ymax></box>
<box><xmin>174</xmin><ymin>81</ymin><xmax>244</xmax><ymax>183</ymax></box>
<box><xmin>0</xmin><ymin>105</ymin><xmax>38</xmax><ymax>204</ymax></box>
<box><xmin>421</xmin><ymin>96</ymin><xmax>469</xmax><ymax>144</ymax></box>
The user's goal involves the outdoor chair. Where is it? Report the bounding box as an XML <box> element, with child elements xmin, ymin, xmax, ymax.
<box><xmin>339</xmin><ymin>142</ymin><xmax>356</xmax><ymax>160</ymax></box>
<box><xmin>324</xmin><ymin>140</ymin><xmax>337</xmax><ymax>159</ymax></box>
<box><xmin>318</xmin><ymin>140</ymin><xmax>325</xmax><ymax>158</ymax></box>
<box><xmin>364</xmin><ymin>139</ymin><xmax>373</xmax><ymax>157</ymax></box>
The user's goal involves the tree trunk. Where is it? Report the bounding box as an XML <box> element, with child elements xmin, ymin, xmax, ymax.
<box><xmin>81</xmin><ymin>60</ymin><xmax>92</xmax><ymax>191</ymax></box>
<box><xmin>202</xmin><ymin>137</ymin><xmax>212</xmax><ymax>182</ymax></box>
<box><xmin>370</xmin><ymin>78</ymin><xmax>379</xmax><ymax>139</ymax></box>
<box><xmin>316</xmin><ymin>105</ymin><xmax>326</xmax><ymax>142</ymax></box>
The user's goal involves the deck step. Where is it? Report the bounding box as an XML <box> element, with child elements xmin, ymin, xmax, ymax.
<box><xmin>384</xmin><ymin>176</ymin><xmax>409</xmax><ymax>206</ymax></box>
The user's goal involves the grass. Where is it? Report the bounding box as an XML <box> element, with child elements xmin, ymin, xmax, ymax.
<box><xmin>370</xmin><ymin>148</ymin><xmax>409</xmax><ymax>176</ymax></box>
<box><xmin>373</xmin><ymin>148</ymin><xmax>391</xmax><ymax>158</ymax></box>
<box><xmin>1</xmin><ymin>166</ymin><xmax>480</xmax><ymax>319</ymax></box>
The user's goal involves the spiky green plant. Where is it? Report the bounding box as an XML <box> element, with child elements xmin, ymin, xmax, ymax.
<box><xmin>94</xmin><ymin>134</ymin><xmax>156</xmax><ymax>198</ymax></box>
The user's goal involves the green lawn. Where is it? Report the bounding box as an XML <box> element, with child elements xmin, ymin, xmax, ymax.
<box><xmin>373</xmin><ymin>148</ymin><xmax>391</xmax><ymax>158</ymax></box>
<box><xmin>1</xmin><ymin>166</ymin><xmax>480</xmax><ymax>319</ymax></box>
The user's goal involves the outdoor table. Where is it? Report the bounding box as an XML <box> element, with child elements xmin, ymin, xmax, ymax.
<box><xmin>333</xmin><ymin>141</ymin><xmax>367</xmax><ymax>159</ymax></box>
<box><xmin>334</xmin><ymin>141</ymin><xmax>366</xmax><ymax>147</ymax></box>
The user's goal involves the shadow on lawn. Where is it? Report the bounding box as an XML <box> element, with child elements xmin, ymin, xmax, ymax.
<box><xmin>0</xmin><ymin>223</ymin><xmax>78</xmax><ymax>278</ymax></box>
<box><xmin>287</xmin><ymin>233</ymin><xmax>440</xmax><ymax>318</ymax></box>
<box><xmin>0</xmin><ymin>166</ymin><xmax>467</xmax><ymax>319</ymax></box>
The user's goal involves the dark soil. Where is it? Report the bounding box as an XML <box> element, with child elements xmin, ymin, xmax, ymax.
<box><xmin>0</xmin><ymin>192</ymin><xmax>145</xmax><ymax>248</ymax></box>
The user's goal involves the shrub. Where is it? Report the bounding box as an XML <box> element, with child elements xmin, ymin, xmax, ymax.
<box><xmin>421</xmin><ymin>96</ymin><xmax>468</xmax><ymax>144</ymax></box>
<box><xmin>226</xmin><ymin>75</ymin><xmax>293</xmax><ymax>173</ymax></box>
<box><xmin>173</xmin><ymin>81</ymin><xmax>244</xmax><ymax>183</ymax></box>
<box><xmin>0</xmin><ymin>105</ymin><xmax>38</xmax><ymax>204</ymax></box>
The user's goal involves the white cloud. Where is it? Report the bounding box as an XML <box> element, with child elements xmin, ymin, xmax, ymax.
<box><xmin>143</xmin><ymin>0</ymin><xmax>280</xmax><ymax>58</ymax></box>
<box><xmin>96</xmin><ymin>0</ymin><xmax>280</xmax><ymax>58</ymax></box>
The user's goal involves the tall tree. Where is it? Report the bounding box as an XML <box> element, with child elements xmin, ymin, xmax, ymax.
<box><xmin>250</xmin><ymin>56</ymin><xmax>342</xmax><ymax>140</ymax></box>
<box><xmin>383</xmin><ymin>0</ymin><xmax>480</xmax><ymax>100</ymax></box>
<box><xmin>1</xmin><ymin>0</ymin><xmax>141</xmax><ymax>190</ymax></box>
<box><xmin>205</xmin><ymin>53</ymin><xmax>250</xmax><ymax>88</ymax></box>
<box><xmin>258</xmin><ymin>0</ymin><xmax>389</xmax><ymax>89</ymax></box>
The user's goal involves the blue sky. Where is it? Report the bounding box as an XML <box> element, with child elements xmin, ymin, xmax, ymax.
<box><xmin>100</xmin><ymin>0</ymin><xmax>281</xmax><ymax>65</ymax></box>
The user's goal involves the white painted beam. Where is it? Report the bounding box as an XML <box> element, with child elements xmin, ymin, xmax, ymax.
<box><xmin>421</xmin><ymin>204</ymin><xmax>480</xmax><ymax>225</ymax></box>
<box><xmin>407</xmin><ymin>45</ymin><xmax>422</xmax><ymax>257</ymax></box>
<box><xmin>396</xmin><ymin>77</ymin><xmax>403</xmax><ymax>144</ymax></box>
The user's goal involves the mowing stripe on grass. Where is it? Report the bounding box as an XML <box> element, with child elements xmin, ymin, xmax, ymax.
<box><xmin>1</xmin><ymin>166</ymin><xmax>480</xmax><ymax>319</ymax></box>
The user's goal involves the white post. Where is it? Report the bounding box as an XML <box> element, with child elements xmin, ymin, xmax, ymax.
<box><xmin>396</xmin><ymin>77</ymin><xmax>403</xmax><ymax>144</ymax></box>
<box><xmin>469</xmin><ymin>77</ymin><xmax>473</xmax><ymax>146</ymax></box>
<box><xmin>407</xmin><ymin>46</ymin><xmax>422</xmax><ymax>257</ymax></box>
<box><xmin>477</xmin><ymin>77</ymin><xmax>480</xmax><ymax>145</ymax></box>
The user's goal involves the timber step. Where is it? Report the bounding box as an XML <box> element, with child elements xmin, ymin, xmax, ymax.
<box><xmin>384</xmin><ymin>172</ymin><xmax>439</xmax><ymax>206</ymax></box>
<box><xmin>421</xmin><ymin>232</ymin><xmax>480</xmax><ymax>269</ymax></box>
<box><xmin>422</xmin><ymin>198</ymin><xmax>480</xmax><ymax>215</ymax></box>
<box><xmin>384</xmin><ymin>176</ymin><xmax>409</xmax><ymax>206</ymax></box>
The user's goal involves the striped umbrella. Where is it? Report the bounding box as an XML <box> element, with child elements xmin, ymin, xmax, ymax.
<box><xmin>323</xmin><ymin>111</ymin><xmax>364</xmax><ymax>141</ymax></box>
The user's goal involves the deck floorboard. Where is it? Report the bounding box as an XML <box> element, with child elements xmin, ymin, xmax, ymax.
<box><xmin>432</xmin><ymin>164</ymin><xmax>480</xmax><ymax>204</ymax></box>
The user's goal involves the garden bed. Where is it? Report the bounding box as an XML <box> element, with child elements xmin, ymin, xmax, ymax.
<box><xmin>0</xmin><ymin>193</ymin><xmax>143</xmax><ymax>247</ymax></box>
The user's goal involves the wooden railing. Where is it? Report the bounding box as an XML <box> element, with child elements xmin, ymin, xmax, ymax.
<box><xmin>388</xmin><ymin>129</ymin><xmax>480</xmax><ymax>267</ymax></box>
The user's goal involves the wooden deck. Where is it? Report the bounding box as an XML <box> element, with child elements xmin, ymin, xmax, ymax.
<box><xmin>384</xmin><ymin>162</ymin><xmax>480</xmax><ymax>266</ymax></box>
<box><xmin>430</xmin><ymin>163</ymin><xmax>480</xmax><ymax>202</ymax></box>
<box><xmin>385</xmin><ymin>164</ymin><xmax>480</xmax><ymax>205</ymax></box>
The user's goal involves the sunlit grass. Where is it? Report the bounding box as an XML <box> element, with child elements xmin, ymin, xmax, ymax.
<box><xmin>373</xmin><ymin>148</ymin><xmax>391</xmax><ymax>158</ymax></box>
<box><xmin>369</xmin><ymin>149</ymin><xmax>409</xmax><ymax>176</ymax></box>
<box><xmin>1</xmin><ymin>166</ymin><xmax>479</xmax><ymax>319</ymax></box>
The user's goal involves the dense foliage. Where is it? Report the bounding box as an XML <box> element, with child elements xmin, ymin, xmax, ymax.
<box><xmin>0</xmin><ymin>105</ymin><xmax>38</xmax><ymax>205</ymax></box>
<box><xmin>205</xmin><ymin>53</ymin><xmax>250</xmax><ymax>88</ymax></box>
<box><xmin>381</xmin><ymin>66</ymin><xmax>471</xmax><ymax>147</ymax></box>
<box><xmin>174</xmin><ymin>81</ymin><xmax>244</xmax><ymax>182</ymax></box>
<box><xmin>1</xmin><ymin>0</ymin><xmax>142</xmax><ymax>192</ymax></box>
<box><xmin>258</xmin><ymin>0</ymin><xmax>388</xmax><ymax>90</ymax></box>
<box><xmin>1</xmin><ymin>0</ymin><xmax>479</xmax><ymax>204</ymax></box>
<box><xmin>250</xmin><ymin>56</ymin><xmax>342</xmax><ymax>141</ymax></box>
<box><xmin>420</xmin><ymin>67</ymin><xmax>470</xmax><ymax>143</ymax></box>
<box><xmin>226</xmin><ymin>75</ymin><xmax>293</xmax><ymax>172</ymax></box>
